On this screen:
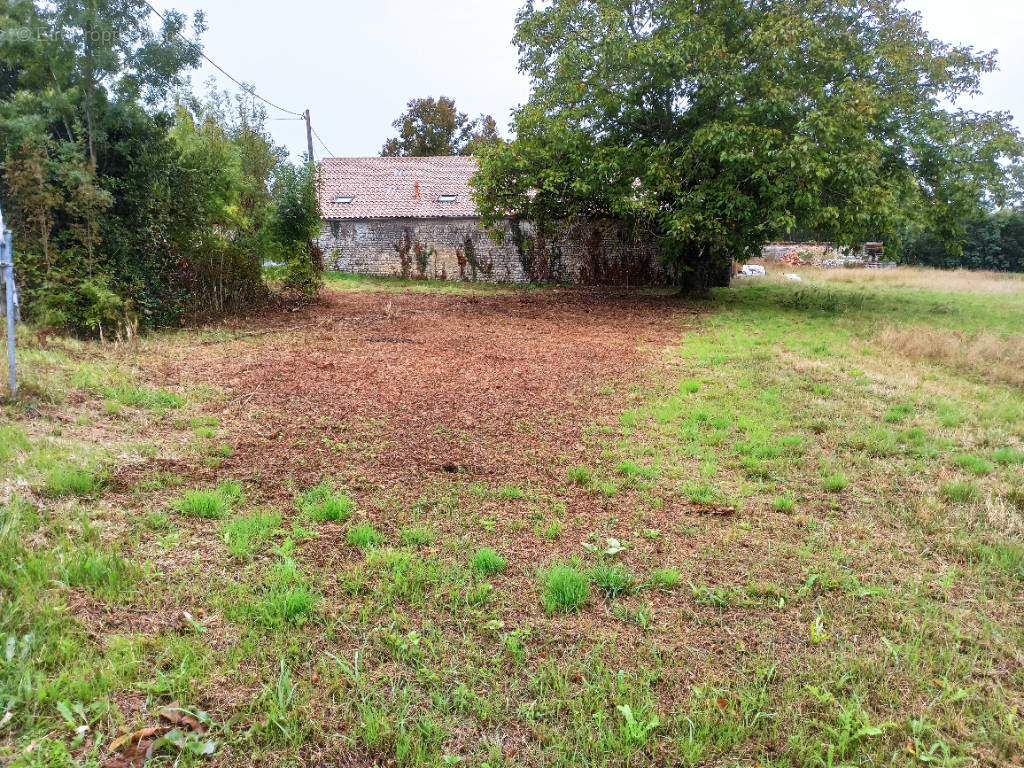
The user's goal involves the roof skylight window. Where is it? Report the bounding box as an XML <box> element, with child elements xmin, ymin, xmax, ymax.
<box><xmin>438</xmin><ymin>194</ymin><xmax>458</xmax><ymax>203</ymax></box>
<box><xmin>333</xmin><ymin>195</ymin><xmax>355</xmax><ymax>204</ymax></box>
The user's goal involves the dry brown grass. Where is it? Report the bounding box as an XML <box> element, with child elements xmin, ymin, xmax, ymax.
<box><xmin>811</xmin><ymin>265</ymin><xmax>1024</xmax><ymax>294</ymax></box>
<box><xmin>877</xmin><ymin>324</ymin><xmax>1024</xmax><ymax>388</ymax></box>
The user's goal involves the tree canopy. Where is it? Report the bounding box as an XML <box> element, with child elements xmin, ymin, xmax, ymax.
<box><xmin>472</xmin><ymin>0</ymin><xmax>1024</xmax><ymax>291</ymax></box>
<box><xmin>0</xmin><ymin>0</ymin><xmax>321</xmax><ymax>335</ymax></box>
<box><xmin>381</xmin><ymin>96</ymin><xmax>502</xmax><ymax>157</ymax></box>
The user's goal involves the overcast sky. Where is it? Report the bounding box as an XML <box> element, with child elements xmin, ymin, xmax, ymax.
<box><xmin>165</xmin><ymin>0</ymin><xmax>1024</xmax><ymax>160</ymax></box>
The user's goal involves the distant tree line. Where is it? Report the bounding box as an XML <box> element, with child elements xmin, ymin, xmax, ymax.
<box><xmin>0</xmin><ymin>0</ymin><xmax>322</xmax><ymax>338</ymax></box>
<box><xmin>901</xmin><ymin>210</ymin><xmax>1024</xmax><ymax>273</ymax></box>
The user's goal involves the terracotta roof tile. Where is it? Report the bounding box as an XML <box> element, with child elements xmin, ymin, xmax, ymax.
<box><xmin>318</xmin><ymin>156</ymin><xmax>479</xmax><ymax>219</ymax></box>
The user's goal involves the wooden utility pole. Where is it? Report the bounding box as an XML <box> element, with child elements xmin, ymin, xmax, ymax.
<box><xmin>304</xmin><ymin>109</ymin><xmax>315</xmax><ymax>163</ymax></box>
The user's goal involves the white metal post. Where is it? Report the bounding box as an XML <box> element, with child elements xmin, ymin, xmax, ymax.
<box><xmin>1</xmin><ymin>203</ymin><xmax>15</xmax><ymax>397</ymax></box>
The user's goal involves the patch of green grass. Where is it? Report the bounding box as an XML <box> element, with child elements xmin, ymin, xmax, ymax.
<box><xmin>883</xmin><ymin>403</ymin><xmax>915</xmax><ymax>423</ymax></box>
<box><xmin>975</xmin><ymin>541</ymin><xmax>1024</xmax><ymax>579</ymax></box>
<box><xmin>540</xmin><ymin>563</ymin><xmax>590</xmax><ymax>615</ymax></box>
<box><xmin>347</xmin><ymin>524</ymin><xmax>383</xmax><ymax>549</ymax></box>
<box><xmin>62</xmin><ymin>549</ymin><xmax>140</xmax><ymax>600</ymax></box>
<box><xmin>941</xmin><ymin>480</ymin><xmax>980</xmax><ymax>503</ymax></box>
<box><xmin>224</xmin><ymin>510</ymin><xmax>281</xmax><ymax>559</ymax></box>
<box><xmin>398</xmin><ymin>525</ymin><xmax>434</xmax><ymax>547</ymax></box>
<box><xmin>953</xmin><ymin>454</ymin><xmax>994</xmax><ymax>476</ymax></box>
<box><xmin>773</xmin><ymin>495</ymin><xmax>796</xmax><ymax>512</ymax></box>
<box><xmin>295</xmin><ymin>482</ymin><xmax>355</xmax><ymax>523</ymax></box>
<box><xmin>0</xmin><ymin>424</ymin><xmax>30</xmax><ymax>463</ymax></box>
<box><xmin>590</xmin><ymin>562</ymin><xmax>635</xmax><ymax>599</ymax></box>
<box><xmin>645</xmin><ymin>567</ymin><xmax>681</xmax><ymax>590</ymax></box>
<box><xmin>107</xmin><ymin>385</ymin><xmax>184</xmax><ymax>411</ymax></box>
<box><xmin>617</xmin><ymin>460</ymin><xmax>656</xmax><ymax>481</ymax></box>
<box><xmin>682</xmin><ymin>480</ymin><xmax>725</xmax><ymax>506</ymax></box>
<box><xmin>822</xmin><ymin>473</ymin><xmax>849</xmax><ymax>493</ymax></box>
<box><xmin>679</xmin><ymin>378</ymin><xmax>701</xmax><ymax>394</ymax></box>
<box><xmin>43</xmin><ymin>465</ymin><xmax>101</xmax><ymax>497</ymax></box>
<box><xmin>469</xmin><ymin>548</ymin><xmax>506</xmax><ymax>577</ymax></box>
<box><xmin>176</xmin><ymin>480</ymin><xmax>243</xmax><ymax>519</ymax></box>
<box><xmin>193</xmin><ymin>426</ymin><xmax>216</xmax><ymax>439</ymax></box>
<box><xmin>251</xmin><ymin>558</ymin><xmax>317</xmax><ymax>629</ymax></box>
<box><xmin>992</xmin><ymin>448</ymin><xmax>1024</xmax><ymax>465</ymax></box>
<box><xmin>498</xmin><ymin>485</ymin><xmax>527</xmax><ymax>500</ymax></box>
<box><xmin>566</xmin><ymin>465</ymin><xmax>593</xmax><ymax>485</ymax></box>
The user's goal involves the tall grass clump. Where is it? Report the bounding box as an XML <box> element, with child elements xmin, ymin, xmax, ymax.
<box><xmin>43</xmin><ymin>465</ymin><xmax>101</xmax><ymax>497</ymax></box>
<box><xmin>224</xmin><ymin>510</ymin><xmax>281</xmax><ymax>559</ymax></box>
<box><xmin>470</xmin><ymin>548</ymin><xmax>506</xmax><ymax>577</ymax></box>
<box><xmin>295</xmin><ymin>482</ymin><xmax>355</xmax><ymax>523</ymax></box>
<box><xmin>540</xmin><ymin>563</ymin><xmax>590</xmax><ymax>615</ymax></box>
<box><xmin>347</xmin><ymin>524</ymin><xmax>383</xmax><ymax>549</ymax></box>
<box><xmin>176</xmin><ymin>480</ymin><xmax>243</xmax><ymax>519</ymax></box>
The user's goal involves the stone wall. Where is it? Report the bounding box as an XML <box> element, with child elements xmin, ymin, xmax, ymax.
<box><xmin>317</xmin><ymin>217</ymin><xmax>670</xmax><ymax>286</ymax></box>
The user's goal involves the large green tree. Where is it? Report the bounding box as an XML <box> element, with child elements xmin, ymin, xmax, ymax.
<box><xmin>472</xmin><ymin>0</ymin><xmax>1024</xmax><ymax>291</ymax></box>
<box><xmin>381</xmin><ymin>96</ymin><xmax>502</xmax><ymax>156</ymax></box>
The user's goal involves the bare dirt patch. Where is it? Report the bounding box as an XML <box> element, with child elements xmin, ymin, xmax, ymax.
<box><xmin>160</xmin><ymin>287</ymin><xmax>697</xmax><ymax>499</ymax></box>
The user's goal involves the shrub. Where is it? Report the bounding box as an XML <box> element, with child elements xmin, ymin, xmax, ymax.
<box><xmin>177</xmin><ymin>480</ymin><xmax>243</xmax><ymax>519</ymax></box>
<box><xmin>540</xmin><ymin>564</ymin><xmax>590</xmax><ymax>615</ymax></box>
<box><xmin>44</xmin><ymin>465</ymin><xmax>100</xmax><ymax>497</ymax></box>
<box><xmin>347</xmin><ymin>524</ymin><xmax>383</xmax><ymax>549</ymax></box>
<box><xmin>296</xmin><ymin>482</ymin><xmax>354</xmax><ymax>523</ymax></box>
<box><xmin>470</xmin><ymin>548</ymin><xmax>506</xmax><ymax>577</ymax></box>
<box><xmin>590</xmin><ymin>562</ymin><xmax>635</xmax><ymax>599</ymax></box>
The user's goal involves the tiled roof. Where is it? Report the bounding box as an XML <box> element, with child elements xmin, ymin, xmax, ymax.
<box><xmin>318</xmin><ymin>156</ymin><xmax>480</xmax><ymax>220</ymax></box>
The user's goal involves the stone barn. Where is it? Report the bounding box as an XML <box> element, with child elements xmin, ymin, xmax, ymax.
<box><xmin>316</xmin><ymin>156</ymin><xmax>669</xmax><ymax>285</ymax></box>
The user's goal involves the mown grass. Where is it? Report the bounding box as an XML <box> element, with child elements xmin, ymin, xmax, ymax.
<box><xmin>2</xmin><ymin>267</ymin><xmax>1023</xmax><ymax>767</ymax></box>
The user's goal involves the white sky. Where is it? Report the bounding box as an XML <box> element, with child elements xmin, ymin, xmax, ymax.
<box><xmin>164</xmin><ymin>0</ymin><xmax>1024</xmax><ymax>160</ymax></box>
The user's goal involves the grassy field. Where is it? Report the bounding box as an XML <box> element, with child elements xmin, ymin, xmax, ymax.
<box><xmin>1</xmin><ymin>267</ymin><xmax>1022</xmax><ymax>767</ymax></box>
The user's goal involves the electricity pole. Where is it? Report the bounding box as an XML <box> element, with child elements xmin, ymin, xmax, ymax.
<box><xmin>304</xmin><ymin>109</ymin><xmax>315</xmax><ymax>164</ymax></box>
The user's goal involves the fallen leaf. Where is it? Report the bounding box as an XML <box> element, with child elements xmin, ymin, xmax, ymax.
<box><xmin>159</xmin><ymin>702</ymin><xmax>206</xmax><ymax>734</ymax></box>
<box><xmin>108</xmin><ymin>726</ymin><xmax>168</xmax><ymax>753</ymax></box>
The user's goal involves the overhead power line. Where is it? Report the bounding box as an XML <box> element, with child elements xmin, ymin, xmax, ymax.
<box><xmin>311</xmin><ymin>126</ymin><xmax>336</xmax><ymax>158</ymax></box>
<box><xmin>142</xmin><ymin>0</ymin><xmax>305</xmax><ymax>118</ymax></box>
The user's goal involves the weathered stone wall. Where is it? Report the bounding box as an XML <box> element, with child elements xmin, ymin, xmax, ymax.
<box><xmin>317</xmin><ymin>217</ymin><xmax>670</xmax><ymax>286</ymax></box>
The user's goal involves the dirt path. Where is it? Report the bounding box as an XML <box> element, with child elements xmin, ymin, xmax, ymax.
<box><xmin>165</xmin><ymin>287</ymin><xmax>697</xmax><ymax>501</ymax></box>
